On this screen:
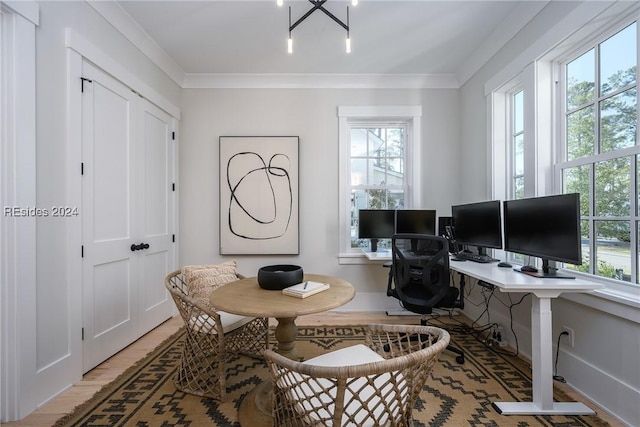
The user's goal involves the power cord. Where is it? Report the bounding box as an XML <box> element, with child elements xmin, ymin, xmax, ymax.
<box><xmin>553</xmin><ymin>331</ymin><xmax>569</xmax><ymax>383</ymax></box>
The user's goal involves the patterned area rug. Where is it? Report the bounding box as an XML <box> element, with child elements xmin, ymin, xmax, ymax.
<box><xmin>54</xmin><ymin>323</ymin><xmax>609</xmax><ymax>426</ymax></box>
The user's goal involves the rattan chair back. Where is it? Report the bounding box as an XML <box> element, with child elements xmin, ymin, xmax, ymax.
<box><xmin>165</xmin><ymin>269</ymin><xmax>269</xmax><ymax>401</ymax></box>
<box><xmin>264</xmin><ymin>323</ymin><xmax>449</xmax><ymax>426</ymax></box>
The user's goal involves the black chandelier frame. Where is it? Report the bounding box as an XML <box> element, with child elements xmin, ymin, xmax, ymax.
<box><xmin>289</xmin><ymin>0</ymin><xmax>350</xmax><ymax>37</ymax></box>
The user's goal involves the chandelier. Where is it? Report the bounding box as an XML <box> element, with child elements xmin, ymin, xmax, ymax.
<box><xmin>277</xmin><ymin>0</ymin><xmax>358</xmax><ymax>54</ymax></box>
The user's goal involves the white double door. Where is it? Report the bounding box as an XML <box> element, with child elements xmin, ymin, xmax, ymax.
<box><xmin>81</xmin><ymin>60</ymin><xmax>176</xmax><ymax>372</ymax></box>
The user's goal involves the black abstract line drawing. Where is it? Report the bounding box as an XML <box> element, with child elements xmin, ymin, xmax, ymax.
<box><xmin>219</xmin><ymin>136</ymin><xmax>299</xmax><ymax>255</ymax></box>
<box><xmin>226</xmin><ymin>151</ymin><xmax>293</xmax><ymax>240</ymax></box>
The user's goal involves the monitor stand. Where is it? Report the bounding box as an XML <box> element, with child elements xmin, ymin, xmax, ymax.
<box><xmin>370</xmin><ymin>238</ymin><xmax>379</xmax><ymax>253</ymax></box>
<box><xmin>517</xmin><ymin>259</ymin><xmax>576</xmax><ymax>279</ymax></box>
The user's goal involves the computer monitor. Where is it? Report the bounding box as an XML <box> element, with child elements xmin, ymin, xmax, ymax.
<box><xmin>395</xmin><ymin>210</ymin><xmax>436</xmax><ymax>235</ymax></box>
<box><xmin>504</xmin><ymin>193</ymin><xmax>582</xmax><ymax>279</ymax></box>
<box><xmin>451</xmin><ymin>200</ymin><xmax>503</xmax><ymax>255</ymax></box>
<box><xmin>357</xmin><ymin>209</ymin><xmax>395</xmax><ymax>252</ymax></box>
<box><xmin>395</xmin><ymin>209</ymin><xmax>437</xmax><ymax>253</ymax></box>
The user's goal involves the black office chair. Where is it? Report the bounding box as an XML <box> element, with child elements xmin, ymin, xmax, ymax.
<box><xmin>387</xmin><ymin>233</ymin><xmax>465</xmax><ymax>364</ymax></box>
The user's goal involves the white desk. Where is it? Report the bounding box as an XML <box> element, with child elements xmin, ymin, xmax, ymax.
<box><xmin>362</xmin><ymin>249</ymin><xmax>392</xmax><ymax>260</ymax></box>
<box><xmin>450</xmin><ymin>259</ymin><xmax>603</xmax><ymax>415</ymax></box>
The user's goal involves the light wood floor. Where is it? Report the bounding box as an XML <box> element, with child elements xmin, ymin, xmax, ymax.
<box><xmin>4</xmin><ymin>312</ymin><xmax>623</xmax><ymax>426</ymax></box>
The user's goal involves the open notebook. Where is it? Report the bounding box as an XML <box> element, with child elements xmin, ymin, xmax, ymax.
<box><xmin>282</xmin><ymin>281</ymin><xmax>330</xmax><ymax>298</ymax></box>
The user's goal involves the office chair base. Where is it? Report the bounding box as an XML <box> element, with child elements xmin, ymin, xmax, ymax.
<box><xmin>420</xmin><ymin>316</ymin><xmax>464</xmax><ymax>364</ymax></box>
<box><xmin>449</xmin><ymin>346</ymin><xmax>465</xmax><ymax>364</ymax></box>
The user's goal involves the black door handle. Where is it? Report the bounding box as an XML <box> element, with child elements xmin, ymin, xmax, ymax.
<box><xmin>130</xmin><ymin>243</ymin><xmax>150</xmax><ymax>251</ymax></box>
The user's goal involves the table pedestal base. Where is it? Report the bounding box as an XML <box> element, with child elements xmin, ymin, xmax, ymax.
<box><xmin>493</xmin><ymin>401</ymin><xmax>595</xmax><ymax>415</ymax></box>
<box><xmin>238</xmin><ymin>381</ymin><xmax>273</xmax><ymax>427</ymax></box>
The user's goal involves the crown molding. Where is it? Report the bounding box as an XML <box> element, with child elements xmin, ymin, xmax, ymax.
<box><xmin>2</xmin><ymin>1</ymin><xmax>39</xmax><ymax>25</ymax></box>
<box><xmin>86</xmin><ymin>0</ymin><xmax>185</xmax><ymax>87</ymax></box>
<box><xmin>182</xmin><ymin>73</ymin><xmax>460</xmax><ymax>89</ymax></box>
<box><xmin>456</xmin><ymin>1</ymin><xmax>549</xmax><ymax>86</ymax></box>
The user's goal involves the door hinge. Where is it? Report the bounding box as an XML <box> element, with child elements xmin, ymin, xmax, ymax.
<box><xmin>172</xmin><ymin>234</ymin><xmax>175</xmax><ymax>243</ymax></box>
<box><xmin>82</xmin><ymin>328</ymin><xmax>84</xmax><ymax>341</ymax></box>
<box><xmin>81</xmin><ymin>245</ymin><xmax>84</xmax><ymax>258</ymax></box>
<box><xmin>172</xmin><ymin>183</ymin><xmax>175</xmax><ymax>191</ymax></box>
<box><xmin>80</xmin><ymin>77</ymin><xmax>92</xmax><ymax>93</ymax></box>
<box><xmin>81</xmin><ymin>162</ymin><xmax>84</xmax><ymax>175</ymax></box>
<box><xmin>172</xmin><ymin>131</ymin><xmax>175</xmax><ymax>140</ymax></box>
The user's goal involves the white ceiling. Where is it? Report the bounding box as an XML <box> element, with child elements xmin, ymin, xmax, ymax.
<box><xmin>109</xmin><ymin>1</ymin><xmax>549</xmax><ymax>87</ymax></box>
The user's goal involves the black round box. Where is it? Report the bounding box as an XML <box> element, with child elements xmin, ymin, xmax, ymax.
<box><xmin>257</xmin><ymin>265</ymin><xmax>304</xmax><ymax>290</ymax></box>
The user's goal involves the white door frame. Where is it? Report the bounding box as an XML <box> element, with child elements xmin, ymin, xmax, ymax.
<box><xmin>0</xmin><ymin>2</ymin><xmax>38</xmax><ymax>421</ymax></box>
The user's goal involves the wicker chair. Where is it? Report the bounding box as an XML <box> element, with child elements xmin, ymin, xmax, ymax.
<box><xmin>264</xmin><ymin>323</ymin><xmax>450</xmax><ymax>426</ymax></box>
<box><xmin>165</xmin><ymin>269</ymin><xmax>269</xmax><ymax>401</ymax></box>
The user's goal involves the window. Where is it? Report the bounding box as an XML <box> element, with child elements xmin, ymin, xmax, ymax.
<box><xmin>349</xmin><ymin>125</ymin><xmax>406</xmax><ymax>251</ymax></box>
<box><xmin>557</xmin><ymin>21</ymin><xmax>638</xmax><ymax>285</ymax></box>
<box><xmin>511</xmin><ymin>89</ymin><xmax>525</xmax><ymax>200</ymax></box>
<box><xmin>338</xmin><ymin>106</ymin><xmax>422</xmax><ymax>260</ymax></box>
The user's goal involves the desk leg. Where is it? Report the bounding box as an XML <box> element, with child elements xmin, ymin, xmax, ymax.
<box><xmin>238</xmin><ymin>317</ymin><xmax>300</xmax><ymax>427</ymax></box>
<box><xmin>494</xmin><ymin>296</ymin><xmax>594</xmax><ymax>415</ymax></box>
<box><xmin>274</xmin><ymin>316</ymin><xmax>298</xmax><ymax>360</ymax></box>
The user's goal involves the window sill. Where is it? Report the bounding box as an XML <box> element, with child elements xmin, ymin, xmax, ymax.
<box><xmin>558</xmin><ymin>271</ymin><xmax>640</xmax><ymax>323</ymax></box>
<box><xmin>338</xmin><ymin>252</ymin><xmax>390</xmax><ymax>265</ymax></box>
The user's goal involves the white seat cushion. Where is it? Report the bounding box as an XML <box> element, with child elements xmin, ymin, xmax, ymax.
<box><xmin>278</xmin><ymin>344</ymin><xmax>406</xmax><ymax>426</ymax></box>
<box><xmin>304</xmin><ymin>344</ymin><xmax>384</xmax><ymax>366</ymax></box>
<box><xmin>188</xmin><ymin>311</ymin><xmax>254</xmax><ymax>334</ymax></box>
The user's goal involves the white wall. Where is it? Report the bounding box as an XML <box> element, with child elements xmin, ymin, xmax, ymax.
<box><xmin>2</xmin><ymin>1</ymin><xmax>182</xmax><ymax>420</ymax></box>
<box><xmin>179</xmin><ymin>88</ymin><xmax>459</xmax><ymax>307</ymax></box>
<box><xmin>458</xmin><ymin>2</ymin><xmax>640</xmax><ymax>425</ymax></box>
<box><xmin>8</xmin><ymin>0</ymin><xmax>638</xmax><ymax>424</ymax></box>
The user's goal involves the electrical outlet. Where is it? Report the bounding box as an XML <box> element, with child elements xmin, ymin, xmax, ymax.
<box><xmin>494</xmin><ymin>325</ymin><xmax>508</xmax><ymax>347</ymax></box>
<box><xmin>561</xmin><ymin>326</ymin><xmax>574</xmax><ymax>347</ymax></box>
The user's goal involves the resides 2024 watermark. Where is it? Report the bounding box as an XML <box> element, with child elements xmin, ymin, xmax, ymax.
<box><xmin>4</xmin><ymin>206</ymin><xmax>79</xmax><ymax>217</ymax></box>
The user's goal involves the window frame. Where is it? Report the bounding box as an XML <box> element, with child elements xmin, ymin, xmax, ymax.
<box><xmin>488</xmin><ymin>1</ymin><xmax>640</xmax><ymax>317</ymax></box>
<box><xmin>510</xmin><ymin>88</ymin><xmax>525</xmax><ymax>200</ymax></box>
<box><xmin>338</xmin><ymin>106</ymin><xmax>422</xmax><ymax>263</ymax></box>
<box><xmin>554</xmin><ymin>18</ymin><xmax>639</xmax><ymax>291</ymax></box>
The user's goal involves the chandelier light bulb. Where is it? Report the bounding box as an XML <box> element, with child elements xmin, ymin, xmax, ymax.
<box><xmin>288</xmin><ymin>37</ymin><xmax>293</xmax><ymax>54</ymax></box>
<box><xmin>346</xmin><ymin>37</ymin><xmax>351</xmax><ymax>53</ymax></box>
<box><xmin>351</xmin><ymin>0</ymin><xmax>358</xmax><ymax>6</ymax></box>
<box><xmin>277</xmin><ymin>0</ymin><xmax>283</xmax><ymax>6</ymax></box>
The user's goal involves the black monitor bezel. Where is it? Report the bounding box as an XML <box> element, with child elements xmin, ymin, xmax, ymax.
<box><xmin>395</xmin><ymin>209</ymin><xmax>437</xmax><ymax>235</ymax></box>
<box><xmin>357</xmin><ymin>209</ymin><xmax>395</xmax><ymax>239</ymax></box>
<box><xmin>503</xmin><ymin>193</ymin><xmax>582</xmax><ymax>266</ymax></box>
<box><xmin>451</xmin><ymin>200</ymin><xmax>503</xmax><ymax>251</ymax></box>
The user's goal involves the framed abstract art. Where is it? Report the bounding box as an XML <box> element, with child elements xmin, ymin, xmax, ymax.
<box><xmin>219</xmin><ymin>136</ymin><xmax>299</xmax><ymax>255</ymax></box>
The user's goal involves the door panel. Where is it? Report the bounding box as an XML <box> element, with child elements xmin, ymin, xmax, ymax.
<box><xmin>142</xmin><ymin>108</ymin><xmax>169</xmax><ymax>236</ymax></box>
<box><xmin>92</xmin><ymin>259</ymin><xmax>132</xmax><ymax>337</ymax></box>
<box><xmin>142</xmin><ymin>251</ymin><xmax>169</xmax><ymax>310</ymax></box>
<box><xmin>82</xmin><ymin>61</ymin><xmax>138</xmax><ymax>372</ymax></box>
<box><xmin>137</xmin><ymin>100</ymin><xmax>174</xmax><ymax>334</ymax></box>
<box><xmin>92</xmin><ymin>86</ymin><xmax>131</xmax><ymax>241</ymax></box>
<box><xmin>82</xmin><ymin>61</ymin><xmax>175</xmax><ymax>372</ymax></box>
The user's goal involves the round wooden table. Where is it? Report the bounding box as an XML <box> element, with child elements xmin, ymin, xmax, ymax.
<box><xmin>209</xmin><ymin>273</ymin><xmax>355</xmax><ymax>359</ymax></box>
<box><xmin>209</xmin><ymin>273</ymin><xmax>355</xmax><ymax>427</ymax></box>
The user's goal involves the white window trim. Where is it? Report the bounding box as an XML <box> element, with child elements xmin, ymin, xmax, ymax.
<box><xmin>337</xmin><ymin>106</ymin><xmax>422</xmax><ymax>264</ymax></box>
<box><xmin>550</xmin><ymin>16</ymin><xmax>640</xmax><ymax>306</ymax></box>
<box><xmin>489</xmin><ymin>3</ymin><xmax>640</xmax><ymax>317</ymax></box>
